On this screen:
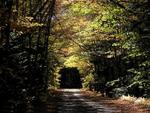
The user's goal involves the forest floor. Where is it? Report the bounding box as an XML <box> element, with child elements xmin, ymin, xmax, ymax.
<box><xmin>81</xmin><ymin>89</ymin><xmax>150</xmax><ymax>113</ymax></box>
<box><xmin>34</xmin><ymin>89</ymin><xmax>150</xmax><ymax>113</ymax></box>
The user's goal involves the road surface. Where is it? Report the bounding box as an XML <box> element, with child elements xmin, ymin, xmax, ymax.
<box><xmin>56</xmin><ymin>89</ymin><xmax>121</xmax><ymax>113</ymax></box>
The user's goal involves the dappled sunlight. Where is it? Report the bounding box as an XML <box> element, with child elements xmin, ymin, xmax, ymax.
<box><xmin>59</xmin><ymin>89</ymin><xmax>81</xmax><ymax>92</ymax></box>
<box><xmin>119</xmin><ymin>95</ymin><xmax>148</xmax><ymax>105</ymax></box>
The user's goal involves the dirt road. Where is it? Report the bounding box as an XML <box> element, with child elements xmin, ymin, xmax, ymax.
<box><xmin>56</xmin><ymin>89</ymin><xmax>121</xmax><ymax>113</ymax></box>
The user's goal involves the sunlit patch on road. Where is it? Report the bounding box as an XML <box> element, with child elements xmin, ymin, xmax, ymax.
<box><xmin>58</xmin><ymin>89</ymin><xmax>81</xmax><ymax>92</ymax></box>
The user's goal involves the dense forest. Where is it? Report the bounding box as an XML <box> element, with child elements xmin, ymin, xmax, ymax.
<box><xmin>0</xmin><ymin>0</ymin><xmax>150</xmax><ymax>113</ymax></box>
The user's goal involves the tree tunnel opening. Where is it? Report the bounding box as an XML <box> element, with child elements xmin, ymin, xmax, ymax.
<box><xmin>59</xmin><ymin>67</ymin><xmax>82</xmax><ymax>88</ymax></box>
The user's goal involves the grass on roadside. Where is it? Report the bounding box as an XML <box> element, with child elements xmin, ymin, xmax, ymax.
<box><xmin>119</xmin><ymin>95</ymin><xmax>150</xmax><ymax>107</ymax></box>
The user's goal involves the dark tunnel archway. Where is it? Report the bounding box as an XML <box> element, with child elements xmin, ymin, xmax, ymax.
<box><xmin>59</xmin><ymin>67</ymin><xmax>82</xmax><ymax>88</ymax></box>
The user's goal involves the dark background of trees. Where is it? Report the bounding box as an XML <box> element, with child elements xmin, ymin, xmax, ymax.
<box><xmin>59</xmin><ymin>67</ymin><xmax>82</xmax><ymax>88</ymax></box>
<box><xmin>0</xmin><ymin>0</ymin><xmax>55</xmax><ymax>113</ymax></box>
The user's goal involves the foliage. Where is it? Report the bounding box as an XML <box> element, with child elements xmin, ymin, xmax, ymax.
<box><xmin>0</xmin><ymin>0</ymin><xmax>56</xmax><ymax>112</ymax></box>
<box><xmin>11</xmin><ymin>16</ymin><xmax>44</xmax><ymax>31</ymax></box>
<box><xmin>53</xmin><ymin>0</ymin><xmax>150</xmax><ymax>98</ymax></box>
<box><xmin>83</xmin><ymin>73</ymin><xmax>94</xmax><ymax>88</ymax></box>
